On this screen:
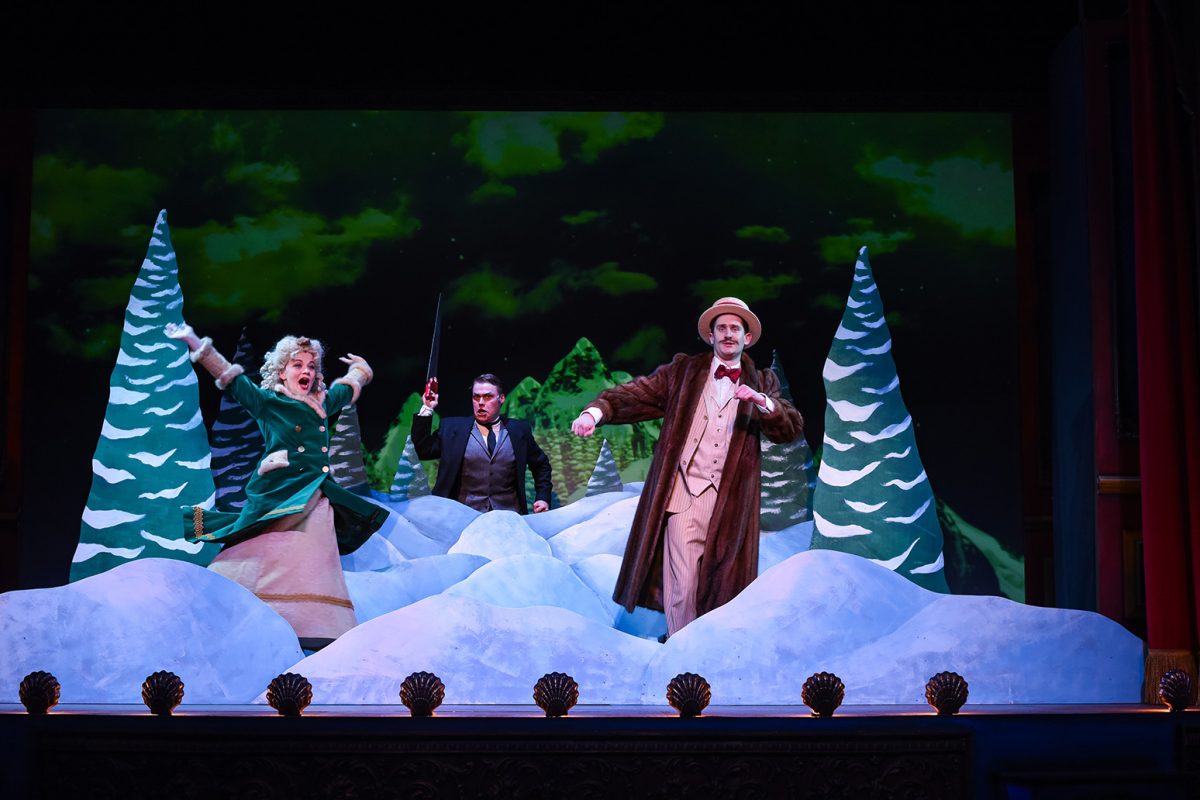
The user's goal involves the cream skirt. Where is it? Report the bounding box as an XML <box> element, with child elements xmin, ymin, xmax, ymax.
<box><xmin>208</xmin><ymin>491</ymin><xmax>356</xmax><ymax>646</ymax></box>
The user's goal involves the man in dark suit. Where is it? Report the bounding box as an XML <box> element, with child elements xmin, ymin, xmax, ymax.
<box><xmin>412</xmin><ymin>373</ymin><xmax>552</xmax><ymax>514</ymax></box>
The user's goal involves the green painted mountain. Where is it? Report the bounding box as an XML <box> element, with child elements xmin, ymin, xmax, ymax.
<box><xmin>515</xmin><ymin>337</ymin><xmax>660</xmax><ymax>501</ymax></box>
<box><xmin>939</xmin><ymin>498</ymin><xmax>1024</xmax><ymax>601</ymax></box>
<box><xmin>502</xmin><ymin>376</ymin><xmax>542</xmax><ymax>422</ymax></box>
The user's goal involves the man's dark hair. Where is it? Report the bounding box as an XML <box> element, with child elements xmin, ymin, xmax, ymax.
<box><xmin>471</xmin><ymin>373</ymin><xmax>505</xmax><ymax>396</ymax></box>
<box><xmin>710</xmin><ymin>314</ymin><xmax>750</xmax><ymax>334</ymax></box>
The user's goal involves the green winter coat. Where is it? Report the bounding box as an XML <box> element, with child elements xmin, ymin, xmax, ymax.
<box><xmin>183</xmin><ymin>374</ymin><xmax>386</xmax><ymax>553</ymax></box>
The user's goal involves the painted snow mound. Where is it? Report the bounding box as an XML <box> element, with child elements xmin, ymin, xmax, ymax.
<box><xmin>346</xmin><ymin>553</ymin><xmax>488</xmax><ymax>623</ymax></box>
<box><xmin>275</xmin><ymin>594</ymin><xmax>658</xmax><ymax>704</ymax></box>
<box><xmin>643</xmin><ymin>549</ymin><xmax>1143</xmax><ymax>704</ymax></box>
<box><xmin>547</xmin><ymin>496</ymin><xmax>641</xmax><ymax>564</ymax></box>
<box><xmin>0</xmin><ymin>559</ymin><xmax>302</xmax><ymax>703</ymax></box>
<box><xmin>3</xmin><ymin>490</ymin><xmax>1144</xmax><ymax>706</ymax></box>
<box><xmin>524</xmin><ymin>489</ymin><xmax>638</xmax><ymax>538</ymax></box>
<box><xmin>444</xmin><ymin>554</ymin><xmax>613</xmax><ymax>624</ymax></box>
<box><xmin>448</xmin><ymin>511</ymin><xmax>551</xmax><ymax>559</ymax></box>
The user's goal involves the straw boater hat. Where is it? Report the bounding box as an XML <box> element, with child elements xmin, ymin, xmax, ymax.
<box><xmin>697</xmin><ymin>296</ymin><xmax>762</xmax><ymax>346</ymax></box>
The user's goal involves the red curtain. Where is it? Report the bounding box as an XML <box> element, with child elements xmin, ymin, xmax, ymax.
<box><xmin>1129</xmin><ymin>0</ymin><xmax>1200</xmax><ymax>699</ymax></box>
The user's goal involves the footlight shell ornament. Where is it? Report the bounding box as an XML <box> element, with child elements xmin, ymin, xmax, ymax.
<box><xmin>400</xmin><ymin>671</ymin><xmax>445</xmax><ymax>717</ymax></box>
<box><xmin>925</xmin><ymin>671</ymin><xmax>969</xmax><ymax>715</ymax></box>
<box><xmin>666</xmin><ymin>673</ymin><xmax>711</xmax><ymax>718</ymax></box>
<box><xmin>266</xmin><ymin>673</ymin><xmax>313</xmax><ymax>717</ymax></box>
<box><xmin>19</xmin><ymin>671</ymin><xmax>60</xmax><ymax>715</ymax></box>
<box><xmin>801</xmin><ymin>672</ymin><xmax>844</xmax><ymax>718</ymax></box>
<box><xmin>141</xmin><ymin>671</ymin><xmax>184</xmax><ymax>716</ymax></box>
<box><xmin>533</xmin><ymin>672</ymin><xmax>579</xmax><ymax>717</ymax></box>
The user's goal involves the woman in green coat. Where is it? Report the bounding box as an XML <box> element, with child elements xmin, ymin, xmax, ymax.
<box><xmin>167</xmin><ymin>322</ymin><xmax>386</xmax><ymax>649</ymax></box>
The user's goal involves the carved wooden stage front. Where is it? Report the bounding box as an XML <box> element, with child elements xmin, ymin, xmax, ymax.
<box><xmin>1</xmin><ymin>704</ymin><xmax>1196</xmax><ymax>798</ymax></box>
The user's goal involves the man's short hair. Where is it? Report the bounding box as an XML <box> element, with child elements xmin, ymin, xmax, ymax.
<box><xmin>471</xmin><ymin>373</ymin><xmax>505</xmax><ymax>396</ymax></box>
<box><xmin>710</xmin><ymin>313</ymin><xmax>750</xmax><ymax>334</ymax></box>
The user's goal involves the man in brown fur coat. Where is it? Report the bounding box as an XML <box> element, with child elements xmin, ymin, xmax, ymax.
<box><xmin>572</xmin><ymin>297</ymin><xmax>804</xmax><ymax>636</ymax></box>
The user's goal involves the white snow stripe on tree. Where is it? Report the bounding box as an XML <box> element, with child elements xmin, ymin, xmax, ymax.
<box><xmin>154</xmin><ymin>372</ymin><xmax>197</xmax><ymax>392</ymax></box>
<box><xmin>884</xmin><ymin>470</ymin><xmax>928</xmax><ymax>490</ymax></box>
<box><xmin>144</xmin><ymin>402</ymin><xmax>184</xmax><ymax>416</ymax></box>
<box><xmin>101</xmin><ymin>421</ymin><xmax>150</xmax><ymax>439</ymax></box>
<box><xmin>108</xmin><ymin>387</ymin><xmax>149</xmax><ymax>405</ymax></box>
<box><xmin>827</xmin><ymin>399</ymin><xmax>883</xmax><ymax>422</ymax></box>
<box><xmin>82</xmin><ymin>507</ymin><xmax>146</xmax><ymax>529</ymax></box>
<box><xmin>883</xmin><ymin>497</ymin><xmax>932</xmax><ymax>524</ymax></box>
<box><xmin>869</xmin><ymin>538</ymin><xmax>920</xmax><ymax>570</ymax></box>
<box><xmin>862</xmin><ymin>376</ymin><xmax>900</xmax><ymax>395</ymax></box>
<box><xmin>835</xmin><ymin>323</ymin><xmax>869</xmax><ymax>340</ymax></box>
<box><xmin>845</xmin><ymin>500</ymin><xmax>885</xmax><ymax>512</ymax></box>
<box><xmin>817</xmin><ymin>460</ymin><xmax>881</xmax><ymax>486</ymax></box>
<box><xmin>117</xmin><ymin>350</ymin><xmax>156</xmax><ymax>366</ymax></box>
<box><xmin>72</xmin><ymin>543</ymin><xmax>146</xmax><ymax>562</ymax></box>
<box><xmin>137</xmin><ymin>483</ymin><xmax>188</xmax><ymax>500</ymax></box>
<box><xmin>139</xmin><ymin>530</ymin><xmax>206</xmax><ymax>553</ymax></box>
<box><xmin>847</xmin><ymin>340</ymin><xmax>893</xmax><ymax>355</ymax></box>
<box><xmin>910</xmin><ymin>551</ymin><xmax>945</xmax><ymax>574</ymax></box>
<box><xmin>823</xmin><ymin>434</ymin><xmax>855</xmax><ymax>452</ymax></box>
<box><xmin>176</xmin><ymin>454</ymin><xmax>212</xmax><ymax>469</ymax></box>
<box><xmin>92</xmin><ymin>460</ymin><xmax>135</xmax><ymax>484</ymax></box>
<box><xmin>128</xmin><ymin>449</ymin><xmax>176</xmax><ymax>467</ymax></box>
<box><xmin>848</xmin><ymin>416</ymin><xmax>912</xmax><ymax>443</ymax></box>
<box><xmin>166</xmin><ymin>409</ymin><xmax>204</xmax><ymax>431</ymax></box>
<box><xmin>813</xmin><ymin>512</ymin><xmax>872</xmax><ymax>538</ymax></box>
<box><xmin>823</xmin><ymin>358</ymin><xmax>871</xmax><ymax>381</ymax></box>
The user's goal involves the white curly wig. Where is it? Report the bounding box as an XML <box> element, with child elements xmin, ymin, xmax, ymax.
<box><xmin>260</xmin><ymin>335</ymin><xmax>326</xmax><ymax>393</ymax></box>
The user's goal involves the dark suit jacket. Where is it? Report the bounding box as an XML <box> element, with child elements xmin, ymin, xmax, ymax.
<box><xmin>411</xmin><ymin>414</ymin><xmax>552</xmax><ymax>514</ymax></box>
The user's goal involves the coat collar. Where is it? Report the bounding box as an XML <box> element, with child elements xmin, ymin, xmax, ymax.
<box><xmin>273</xmin><ymin>382</ymin><xmax>327</xmax><ymax>418</ymax></box>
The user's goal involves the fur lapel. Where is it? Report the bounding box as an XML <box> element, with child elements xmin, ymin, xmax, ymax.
<box><xmin>273</xmin><ymin>382</ymin><xmax>328</xmax><ymax>418</ymax></box>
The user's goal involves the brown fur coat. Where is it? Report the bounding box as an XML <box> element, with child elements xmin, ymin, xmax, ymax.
<box><xmin>589</xmin><ymin>352</ymin><xmax>804</xmax><ymax>615</ymax></box>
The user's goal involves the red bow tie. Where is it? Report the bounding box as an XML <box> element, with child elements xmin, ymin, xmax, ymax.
<box><xmin>715</xmin><ymin>365</ymin><xmax>742</xmax><ymax>382</ymax></box>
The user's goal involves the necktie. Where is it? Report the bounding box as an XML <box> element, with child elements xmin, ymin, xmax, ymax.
<box><xmin>714</xmin><ymin>365</ymin><xmax>741</xmax><ymax>382</ymax></box>
<box><xmin>485</xmin><ymin>424</ymin><xmax>496</xmax><ymax>456</ymax></box>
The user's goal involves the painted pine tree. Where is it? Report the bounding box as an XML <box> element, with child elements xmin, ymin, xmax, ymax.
<box><xmin>759</xmin><ymin>350</ymin><xmax>816</xmax><ymax>531</ymax></box>
<box><xmin>210</xmin><ymin>329</ymin><xmax>263</xmax><ymax>511</ymax></box>
<box><xmin>71</xmin><ymin>210</ymin><xmax>220</xmax><ymax>581</ymax></box>
<box><xmin>810</xmin><ymin>247</ymin><xmax>950</xmax><ymax>592</ymax></box>
<box><xmin>389</xmin><ymin>435</ymin><xmax>431</xmax><ymax>500</ymax></box>
<box><xmin>368</xmin><ymin>392</ymin><xmax>428</xmax><ymax>489</ymax></box>
<box><xmin>586</xmin><ymin>439</ymin><xmax>624</xmax><ymax>495</ymax></box>
<box><xmin>328</xmin><ymin>403</ymin><xmax>371</xmax><ymax>495</ymax></box>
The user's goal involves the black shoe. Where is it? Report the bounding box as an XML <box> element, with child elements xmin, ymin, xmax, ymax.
<box><xmin>657</xmin><ymin>633</ymin><xmax>669</xmax><ymax>644</ymax></box>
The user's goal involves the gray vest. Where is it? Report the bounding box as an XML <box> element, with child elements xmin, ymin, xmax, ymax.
<box><xmin>457</xmin><ymin>424</ymin><xmax>519</xmax><ymax>512</ymax></box>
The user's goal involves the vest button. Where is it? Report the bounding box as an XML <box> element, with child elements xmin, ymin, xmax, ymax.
<box><xmin>319</xmin><ymin>425</ymin><xmax>326</xmax><ymax>432</ymax></box>
<box><xmin>297</xmin><ymin>446</ymin><xmax>305</xmax><ymax>453</ymax></box>
<box><xmin>321</xmin><ymin>446</ymin><xmax>328</xmax><ymax>452</ymax></box>
<box><xmin>294</xmin><ymin>425</ymin><xmax>302</xmax><ymax>432</ymax></box>
<box><xmin>322</xmin><ymin>466</ymin><xmax>330</xmax><ymax>473</ymax></box>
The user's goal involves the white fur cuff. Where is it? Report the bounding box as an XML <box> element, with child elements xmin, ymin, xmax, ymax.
<box><xmin>215</xmin><ymin>364</ymin><xmax>244</xmax><ymax>390</ymax></box>
<box><xmin>190</xmin><ymin>337</ymin><xmax>213</xmax><ymax>362</ymax></box>
<box><xmin>333</xmin><ymin>360</ymin><xmax>373</xmax><ymax>405</ymax></box>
